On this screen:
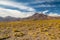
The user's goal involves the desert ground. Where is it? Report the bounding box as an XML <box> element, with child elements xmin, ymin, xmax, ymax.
<box><xmin>0</xmin><ymin>20</ymin><xmax>60</xmax><ymax>40</ymax></box>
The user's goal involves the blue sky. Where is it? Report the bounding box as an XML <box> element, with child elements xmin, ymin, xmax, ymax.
<box><xmin>0</xmin><ymin>0</ymin><xmax>60</xmax><ymax>18</ymax></box>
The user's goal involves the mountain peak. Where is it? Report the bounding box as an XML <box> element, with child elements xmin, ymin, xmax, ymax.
<box><xmin>33</xmin><ymin>13</ymin><xmax>47</xmax><ymax>17</ymax></box>
<box><xmin>26</xmin><ymin>13</ymin><xmax>48</xmax><ymax>20</ymax></box>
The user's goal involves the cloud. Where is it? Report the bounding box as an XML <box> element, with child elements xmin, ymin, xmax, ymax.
<box><xmin>42</xmin><ymin>10</ymin><xmax>49</xmax><ymax>14</ymax></box>
<box><xmin>0</xmin><ymin>8</ymin><xmax>35</xmax><ymax>18</ymax></box>
<box><xmin>0</xmin><ymin>0</ymin><xmax>36</xmax><ymax>18</ymax></box>
<box><xmin>48</xmin><ymin>12</ymin><xmax>60</xmax><ymax>17</ymax></box>
<box><xmin>32</xmin><ymin>4</ymin><xmax>56</xmax><ymax>7</ymax></box>
<box><xmin>0</xmin><ymin>0</ymin><xmax>59</xmax><ymax>18</ymax></box>
<box><xmin>35</xmin><ymin>0</ymin><xmax>55</xmax><ymax>2</ymax></box>
<box><xmin>29</xmin><ymin>0</ymin><xmax>55</xmax><ymax>4</ymax></box>
<box><xmin>38</xmin><ymin>10</ymin><xmax>60</xmax><ymax>17</ymax></box>
<box><xmin>41</xmin><ymin>10</ymin><xmax>60</xmax><ymax>17</ymax></box>
<box><xmin>29</xmin><ymin>1</ymin><xmax>45</xmax><ymax>4</ymax></box>
<box><xmin>38</xmin><ymin>10</ymin><xmax>49</xmax><ymax>14</ymax></box>
<box><xmin>0</xmin><ymin>0</ymin><xmax>35</xmax><ymax>12</ymax></box>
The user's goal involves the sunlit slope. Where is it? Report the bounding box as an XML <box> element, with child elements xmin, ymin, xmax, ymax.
<box><xmin>0</xmin><ymin>20</ymin><xmax>60</xmax><ymax>40</ymax></box>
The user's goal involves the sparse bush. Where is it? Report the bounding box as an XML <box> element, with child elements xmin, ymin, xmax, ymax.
<box><xmin>0</xmin><ymin>20</ymin><xmax>60</xmax><ymax>40</ymax></box>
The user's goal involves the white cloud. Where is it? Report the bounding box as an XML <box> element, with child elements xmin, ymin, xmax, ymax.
<box><xmin>30</xmin><ymin>0</ymin><xmax>55</xmax><ymax>4</ymax></box>
<box><xmin>37</xmin><ymin>10</ymin><xmax>49</xmax><ymax>14</ymax></box>
<box><xmin>33</xmin><ymin>4</ymin><xmax>56</xmax><ymax>7</ymax></box>
<box><xmin>42</xmin><ymin>10</ymin><xmax>49</xmax><ymax>14</ymax></box>
<box><xmin>0</xmin><ymin>8</ymin><xmax>35</xmax><ymax>18</ymax></box>
<box><xmin>29</xmin><ymin>1</ymin><xmax>45</xmax><ymax>4</ymax></box>
<box><xmin>38</xmin><ymin>10</ymin><xmax>60</xmax><ymax>17</ymax></box>
<box><xmin>0</xmin><ymin>0</ymin><xmax>36</xmax><ymax>18</ymax></box>
<box><xmin>48</xmin><ymin>12</ymin><xmax>60</xmax><ymax>17</ymax></box>
<box><xmin>35</xmin><ymin>0</ymin><xmax>54</xmax><ymax>1</ymax></box>
<box><xmin>0</xmin><ymin>0</ymin><xmax>35</xmax><ymax>12</ymax></box>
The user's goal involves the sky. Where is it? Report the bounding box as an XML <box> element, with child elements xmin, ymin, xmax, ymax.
<box><xmin>0</xmin><ymin>0</ymin><xmax>60</xmax><ymax>18</ymax></box>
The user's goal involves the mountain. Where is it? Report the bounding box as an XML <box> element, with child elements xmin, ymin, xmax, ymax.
<box><xmin>23</xmin><ymin>13</ymin><xmax>60</xmax><ymax>20</ymax></box>
<box><xmin>0</xmin><ymin>16</ymin><xmax>20</xmax><ymax>22</ymax></box>
<box><xmin>0</xmin><ymin>13</ymin><xmax>60</xmax><ymax>21</ymax></box>
<box><xmin>26</xmin><ymin>13</ymin><xmax>48</xmax><ymax>20</ymax></box>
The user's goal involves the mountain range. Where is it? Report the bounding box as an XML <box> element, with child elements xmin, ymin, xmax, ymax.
<box><xmin>0</xmin><ymin>13</ymin><xmax>60</xmax><ymax>21</ymax></box>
